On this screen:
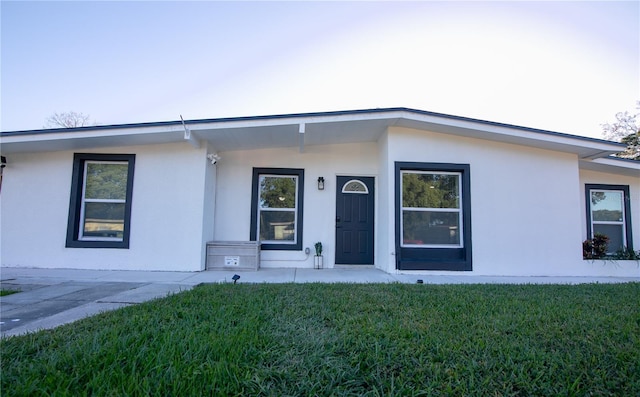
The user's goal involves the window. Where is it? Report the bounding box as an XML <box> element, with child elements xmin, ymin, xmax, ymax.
<box><xmin>395</xmin><ymin>162</ymin><xmax>471</xmax><ymax>270</ymax></box>
<box><xmin>342</xmin><ymin>180</ymin><xmax>369</xmax><ymax>194</ymax></box>
<box><xmin>585</xmin><ymin>184</ymin><xmax>633</xmax><ymax>254</ymax></box>
<box><xmin>250</xmin><ymin>168</ymin><xmax>304</xmax><ymax>250</ymax></box>
<box><xmin>66</xmin><ymin>153</ymin><xmax>135</xmax><ymax>248</ymax></box>
<box><xmin>401</xmin><ymin>171</ymin><xmax>462</xmax><ymax>247</ymax></box>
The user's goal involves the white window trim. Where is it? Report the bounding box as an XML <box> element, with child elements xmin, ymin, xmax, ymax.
<box><xmin>78</xmin><ymin>160</ymin><xmax>127</xmax><ymax>242</ymax></box>
<box><xmin>589</xmin><ymin>189</ymin><xmax>627</xmax><ymax>249</ymax></box>
<box><xmin>400</xmin><ymin>170</ymin><xmax>463</xmax><ymax>249</ymax></box>
<box><xmin>257</xmin><ymin>174</ymin><xmax>299</xmax><ymax>245</ymax></box>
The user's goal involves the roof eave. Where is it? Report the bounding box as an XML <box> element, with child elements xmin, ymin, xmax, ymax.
<box><xmin>579</xmin><ymin>156</ymin><xmax>640</xmax><ymax>177</ymax></box>
<box><xmin>0</xmin><ymin>108</ymin><xmax>626</xmax><ymax>158</ymax></box>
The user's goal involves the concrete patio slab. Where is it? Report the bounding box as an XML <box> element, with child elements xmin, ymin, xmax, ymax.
<box><xmin>101</xmin><ymin>283</ymin><xmax>193</xmax><ymax>304</ymax></box>
<box><xmin>1</xmin><ymin>283</ymin><xmax>93</xmax><ymax>305</ymax></box>
<box><xmin>0</xmin><ymin>281</ymin><xmax>147</xmax><ymax>334</ymax></box>
<box><xmin>293</xmin><ymin>267</ymin><xmax>399</xmax><ymax>283</ymax></box>
<box><xmin>2</xmin><ymin>301</ymin><xmax>133</xmax><ymax>338</ymax></box>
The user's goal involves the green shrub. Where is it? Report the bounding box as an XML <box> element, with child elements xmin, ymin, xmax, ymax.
<box><xmin>583</xmin><ymin>233</ymin><xmax>610</xmax><ymax>259</ymax></box>
<box><xmin>610</xmin><ymin>246</ymin><xmax>640</xmax><ymax>260</ymax></box>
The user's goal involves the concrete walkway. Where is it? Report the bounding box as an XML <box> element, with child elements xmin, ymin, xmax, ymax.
<box><xmin>1</xmin><ymin>267</ymin><xmax>638</xmax><ymax>338</ymax></box>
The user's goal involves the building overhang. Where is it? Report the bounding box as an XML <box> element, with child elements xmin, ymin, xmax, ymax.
<box><xmin>1</xmin><ymin>108</ymin><xmax>627</xmax><ymax>161</ymax></box>
<box><xmin>579</xmin><ymin>157</ymin><xmax>640</xmax><ymax>178</ymax></box>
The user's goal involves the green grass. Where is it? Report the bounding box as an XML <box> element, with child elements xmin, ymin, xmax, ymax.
<box><xmin>2</xmin><ymin>283</ymin><xmax>639</xmax><ymax>396</ymax></box>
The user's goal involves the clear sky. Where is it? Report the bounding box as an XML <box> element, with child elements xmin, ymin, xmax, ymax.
<box><xmin>1</xmin><ymin>1</ymin><xmax>638</xmax><ymax>138</ymax></box>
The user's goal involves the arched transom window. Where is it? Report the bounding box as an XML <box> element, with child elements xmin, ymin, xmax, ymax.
<box><xmin>341</xmin><ymin>180</ymin><xmax>369</xmax><ymax>194</ymax></box>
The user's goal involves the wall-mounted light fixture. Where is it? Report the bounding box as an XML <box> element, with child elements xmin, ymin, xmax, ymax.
<box><xmin>317</xmin><ymin>176</ymin><xmax>325</xmax><ymax>190</ymax></box>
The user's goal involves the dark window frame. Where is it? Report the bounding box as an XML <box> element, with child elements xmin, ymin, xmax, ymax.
<box><xmin>250</xmin><ymin>168</ymin><xmax>304</xmax><ymax>251</ymax></box>
<box><xmin>585</xmin><ymin>184</ymin><xmax>633</xmax><ymax>252</ymax></box>
<box><xmin>395</xmin><ymin>162</ymin><xmax>472</xmax><ymax>271</ymax></box>
<box><xmin>66</xmin><ymin>153</ymin><xmax>135</xmax><ymax>249</ymax></box>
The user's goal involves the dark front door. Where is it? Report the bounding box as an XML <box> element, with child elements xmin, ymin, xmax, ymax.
<box><xmin>335</xmin><ymin>176</ymin><xmax>375</xmax><ymax>264</ymax></box>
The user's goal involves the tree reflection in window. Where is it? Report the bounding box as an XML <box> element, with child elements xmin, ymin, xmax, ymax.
<box><xmin>342</xmin><ymin>180</ymin><xmax>368</xmax><ymax>194</ymax></box>
<box><xmin>259</xmin><ymin>176</ymin><xmax>296</xmax><ymax>208</ymax></box>
<box><xmin>81</xmin><ymin>162</ymin><xmax>129</xmax><ymax>240</ymax></box>
<box><xmin>401</xmin><ymin>171</ymin><xmax>462</xmax><ymax>247</ymax></box>
<box><xmin>588</xmin><ymin>189</ymin><xmax>627</xmax><ymax>253</ymax></box>
<box><xmin>402</xmin><ymin>173</ymin><xmax>459</xmax><ymax>209</ymax></box>
<box><xmin>258</xmin><ymin>176</ymin><xmax>297</xmax><ymax>242</ymax></box>
<box><xmin>590</xmin><ymin>191</ymin><xmax>623</xmax><ymax>222</ymax></box>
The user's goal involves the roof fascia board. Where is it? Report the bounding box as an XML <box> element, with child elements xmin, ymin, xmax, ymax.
<box><xmin>186</xmin><ymin>109</ymin><xmax>625</xmax><ymax>156</ymax></box>
<box><xmin>589</xmin><ymin>157</ymin><xmax>640</xmax><ymax>169</ymax></box>
<box><xmin>184</xmin><ymin>110</ymin><xmax>403</xmax><ymax>132</ymax></box>
<box><xmin>1</xmin><ymin>108</ymin><xmax>403</xmax><ymax>136</ymax></box>
<box><xmin>1</xmin><ymin>107</ymin><xmax>625</xmax><ymax>157</ymax></box>
<box><xmin>0</xmin><ymin>109</ymin><xmax>401</xmax><ymax>143</ymax></box>
<box><xmin>0</xmin><ymin>107</ymin><xmax>622</xmax><ymax>147</ymax></box>
<box><xmin>579</xmin><ymin>157</ymin><xmax>640</xmax><ymax>177</ymax></box>
<box><xmin>1</xmin><ymin>124</ymin><xmax>185</xmax><ymax>145</ymax></box>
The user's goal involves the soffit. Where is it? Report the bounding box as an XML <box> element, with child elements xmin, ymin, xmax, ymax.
<box><xmin>579</xmin><ymin>158</ymin><xmax>640</xmax><ymax>178</ymax></box>
<box><xmin>390</xmin><ymin>116</ymin><xmax>622</xmax><ymax>160</ymax></box>
<box><xmin>0</xmin><ymin>108</ymin><xmax>625</xmax><ymax>159</ymax></box>
<box><xmin>192</xmin><ymin>118</ymin><xmax>392</xmax><ymax>151</ymax></box>
<box><xmin>0</xmin><ymin>124</ymin><xmax>186</xmax><ymax>153</ymax></box>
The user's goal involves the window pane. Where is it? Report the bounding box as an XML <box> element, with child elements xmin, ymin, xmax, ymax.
<box><xmin>402</xmin><ymin>173</ymin><xmax>459</xmax><ymax>208</ymax></box>
<box><xmin>591</xmin><ymin>191</ymin><xmax>623</xmax><ymax>222</ymax></box>
<box><xmin>343</xmin><ymin>180</ymin><xmax>368</xmax><ymax>193</ymax></box>
<box><xmin>259</xmin><ymin>210</ymin><xmax>295</xmax><ymax>241</ymax></box>
<box><xmin>593</xmin><ymin>224</ymin><xmax>624</xmax><ymax>253</ymax></box>
<box><xmin>85</xmin><ymin>163</ymin><xmax>129</xmax><ymax>200</ymax></box>
<box><xmin>83</xmin><ymin>202</ymin><xmax>125</xmax><ymax>239</ymax></box>
<box><xmin>403</xmin><ymin>211</ymin><xmax>460</xmax><ymax>245</ymax></box>
<box><xmin>259</xmin><ymin>176</ymin><xmax>296</xmax><ymax>209</ymax></box>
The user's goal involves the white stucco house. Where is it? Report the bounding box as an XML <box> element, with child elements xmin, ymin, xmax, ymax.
<box><xmin>1</xmin><ymin>108</ymin><xmax>638</xmax><ymax>276</ymax></box>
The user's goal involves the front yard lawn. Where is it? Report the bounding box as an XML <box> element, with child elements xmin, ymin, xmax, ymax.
<box><xmin>2</xmin><ymin>283</ymin><xmax>639</xmax><ymax>396</ymax></box>
<box><xmin>0</xmin><ymin>289</ymin><xmax>19</xmax><ymax>297</ymax></box>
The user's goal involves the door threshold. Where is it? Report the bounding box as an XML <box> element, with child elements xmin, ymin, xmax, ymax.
<box><xmin>333</xmin><ymin>265</ymin><xmax>375</xmax><ymax>269</ymax></box>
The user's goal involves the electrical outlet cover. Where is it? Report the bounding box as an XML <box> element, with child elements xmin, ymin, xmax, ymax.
<box><xmin>225</xmin><ymin>256</ymin><xmax>240</xmax><ymax>266</ymax></box>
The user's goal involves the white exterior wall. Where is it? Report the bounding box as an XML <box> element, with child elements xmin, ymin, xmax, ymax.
<box><xmin>214</xmin><ymin>143</ymin><xmax>379</xmax><ymax>268</ymax></box>
<box><xmin>386</xmin><ymin>126</ymin><xmax>587</xmax><ymax>276</ymax></box>
<box><xmin>2</xmin><ymin>127</ymin><xmax>635</xmax><ymax>277</ymax></box>
<box><xmin>199</xmin><ymin>143</ymin><xmax>217</xmax><ymax>268</ymax></box>
<box><xmin>1</xmin><ymin>143</ymin><xmax>211</xmax><ymax>271</ymax></box>
<box><xmin>376</xmin><ymin>130</ymin><xmax>394</xmax><ymax>273</ymax></box>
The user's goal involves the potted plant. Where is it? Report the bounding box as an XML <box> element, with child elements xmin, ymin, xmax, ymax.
<box><xmin>583</xmin><ymin>233</ymin><xmax>609</xmax><ymax>259</ymax></box>
<box><xmin>314</xmin><ymin>242</ymin><xmax>323</xmax><ymax>269</ymax></box>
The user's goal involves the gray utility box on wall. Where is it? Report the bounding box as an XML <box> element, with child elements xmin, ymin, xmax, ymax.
<box><xmin>206</xmin><ymin>241</ymin><xmax>260</xmax><ymax>271</ymax></box>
